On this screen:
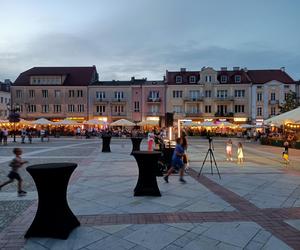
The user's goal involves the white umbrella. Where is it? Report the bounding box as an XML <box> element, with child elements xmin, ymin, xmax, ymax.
<box><xmin>137</xmin><ymin>120</ymin><xmax>159</xmax><ymax>126</ymax></box>
<box><xmin>199</xmin><ymin>121</ymin><xmax>218</xmax><ymax>127</ymax></box>
<box><xmin>32</xmin><ymin>118</ymin><xmax>54</xmax><ymax>125</ymax></box>
<box><xmin>216</xmin><ymin>121</ymin><xmax>234</xmax><ymax>127</ymax></box>
<box><xmin>19</xmin><ymin>119</ymin><xmax>32</xmax><ymax>125</ymax></box>
<box><xmin>264</xmin><ymin>107</ymin><xmax>300</xmax><ymax>125</ymax></box>
<box><xmin>84</xmin><ymin>119</ymin><xmax>107</xmax><ymax>125</ymax></box>
<box><xmin>0</xmin><ymin>119</ymin><xmax>9</xmax><ymax>123</ymax></box>
<box><xmin>239</xmin><ymin>124</ymin><xmax>255</xmax><ymax>129</ymax></box>
<box><xmin>54</xmin><ymin>119</ymin><xmax>79</xmax><ymax>126</ymax></box>
<box><xmin>110</xmin><ymin>119</ymin><xmax>135</xmax><ymax>126</ymax></box>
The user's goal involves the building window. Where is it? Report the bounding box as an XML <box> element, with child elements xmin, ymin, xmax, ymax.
<box><xmin>217</xmin><ymin>105</ymin><xmax>227</xmax><ymax>114</ymax></box>
<box><xmin>173</xmin><ymin>105</ymin><xmax>183</xmax><ymax>113</ymax></box>
<box><xmin>0</xmin><ymin>97</ymin><xmax>3</xmax><ymax>103</ymax></box>
<box><xmin>114</xmin><ymin>105</ymin><xmax>124</xmax><ymax>113</ymax></box>
<box><xmin>220</xmin><ymin>75</ymin><xmax>227</xmax><ymax>83</ymax></box>
<box><xmin>175</xmin><ymin>76</ymin><xmax>182</xmax><ymax>83</ymax></box>
<box><xmin>54</xmin><ymin>90</ymin><xmax>61</xmax><ymax>98</ymax></box>
<box><xmin>217</xmin><ymin>90</ymin><xmax>228</xmax><ymax>98</ymax></box>
<box><xmin>189</xmin><ymin>90</ymin><xmax>200</xmax><ymax>99</ymax></box>
<box><xmin>29</xmin><ymin>90</ymin><xmax>35</xmax><ymax>98</ymax></box>
<box><xmin>271</xmin><ymin>93</ymin><xmax>276</xmax><ymax>101</ymax></box>
<box><xmin>42</xmin><ymin>105</ymin><xmax>49</xmax><ymax>113</ymax></box>
<box><xmin>78</xmin><ymin>104</ymin><xmax>84</xmax><ymax>112</ymax></box>
<box><xmin>134</xmin><ymin>101</ymin><xmax>140</xmax><ymax>112</ymax></box>
<box><xmin>271</xmin><ymin>107</ymin><xmax>276</xmax><ymax>116</ymax></box>
<box><xmin>257</xmin><ymin>92</ymin><xmax>262</xmax><ymax>102</ymax></box>
<box><xmin>189</xmin><ymin>76</ymin><xmax>196</xmax><ymax>83</ymax></box>
<box><xmin>77</xmin><ymin>90</ymin><xmax>83</xmax><ymax>97</ymax></box>
<box><xmin>69</xmin><ymin>90</ymin><xmax>75</xmax><ymax>98</ymax></box>
<box><xmin>187</xmin><ymin>105</ymin><xmax>198</xmax><ymax>114</ymax></box>
<box><xmin>54</xmin><ymin>105</ymin><xmax>61</xmax><ymax>113</ymax></box>
<box><xmin>205</xmin><ymin>105</ymin><xmax>212</xmax><ymax>113</ymax></box>
<box><xmin>16</xmin><ymin>90</ymin><xmax>22</xmax><ymax>98</ymax></box>
<box><xmin>205</xmin><ymin>75</ymin><xmax>212</xmax><ymax>82</ymax></box>
<box><xmin>172</xmin><ymin>90</ymin><xmax>183</xmax><ymax>98</ymax></box>
<box><xmin>284</xmin><ymin>85</ymin><xmax>290</xmax><ymax>89</ymax></box>
<box><xmin>114</xmin><ymin>91</ymin><xmax>124</xmax><ymax>100</ymax></box>
<box><xmin>96</xmin><ymin>105</ymin><xmax>106</xmax><ymax>113</ymax></box>
<box><xmin>205</xmin><ymin>90</ymin><xmax>211</xmax><ymax>98</ymax></box>
<box><xmin>28</xmin><ymin>105</ymin><xmax>36</xmax><ymax>113</ymax></box>
<box><xmin>234</xmin><ymin>105</ymin><xmax>245</xmax><ymax>113</ymax></box>
<box><xmin>68</xmin><ymin>104</ymin><xmax>75</xmax><ymax>112</ymax></box>
<box><xmin>257</xmin><ymin>86</ymin><xmax>262</xmax><ymax>89</ymax></box>
<box><xmin>234</xmin><ymin>90</ymin><xmax>245</xmax><ymax>98</ymax></box>
<box><xmin>257</xmin><ymin>107</ymin><xmax>262</xmax><ymax>116</ymax></box>
<box><xmin>96</xmin><ymin>91</ymin><xmax>105</xmax><ymax>100</ymax></box>
<box><xmin>150</xmin><ymin>105</ymin><xmax>159</xmax><ymax>113</ymax></box>
<box><xmin>42</xmin><ymin>90</ymin><xmax>48</xmax><ymax>98</ymax></box>
<box><xmin>234</xmin><ymin>75</ymin><xmax>241</xmax><ymax>83</ymax></box>
<box><xmin>149</xmin><ymin>91</ymin><xmax>159</xmax><ymax>99</ymax></box>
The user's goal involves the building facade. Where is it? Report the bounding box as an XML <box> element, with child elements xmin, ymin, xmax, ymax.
<box><xmin>11</xmin><ymin>66</ymin><xmax>98</xmax><ymax>121</ymax></box>
<box><xmin>165</xmin><ymin>67</ymin><xmax>296</xmax><ymax>124</ymax></box>
<box><xmin>0</xmin><ymin>80</ymin><xmax>11</xmax><ymax>120</ymax></box>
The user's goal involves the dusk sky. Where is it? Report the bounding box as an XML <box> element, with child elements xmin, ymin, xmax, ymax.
<box><xmin>1</xmin><ymin>0</ymin><xmax>300</xmax><ymax>81</ymax></box>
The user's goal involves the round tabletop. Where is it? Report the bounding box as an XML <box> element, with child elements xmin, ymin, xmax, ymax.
<box><xmin>27</xmin><ymin>163</ymin><xmax>77</xmax><ymax>171</ymax></box>
<box><xmin>132</xmin><ymin>151</ymin><xmax>161</xmax><ymax>155</ymax></box>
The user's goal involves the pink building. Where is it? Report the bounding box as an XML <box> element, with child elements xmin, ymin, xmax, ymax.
<box><xmin>132</xmin><ymin>80</ymin><xmax>166</xmax><ymax>123</ymax></box>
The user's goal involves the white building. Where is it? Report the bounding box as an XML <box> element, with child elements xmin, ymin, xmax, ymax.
<box><xmin>0</xmin><ymin>80</ymin><xmax>11</xmax><ymax>120</ymax></box>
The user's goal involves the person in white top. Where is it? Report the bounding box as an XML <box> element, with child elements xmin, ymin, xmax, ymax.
<box><xmin>3</xmin><ymin>128</ymin><xmax>8</xmax><ymax>145</ymax></box>
<box><xmin>237</xmin><ymin>142</ymin><xmax>244</xmax><ymax>165</ymax></box>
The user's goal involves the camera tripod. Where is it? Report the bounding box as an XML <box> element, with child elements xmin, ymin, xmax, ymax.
<box><xmin>198</xmin><ymin>138</ymin><xmax>221</xmax><ymax>179</ymax></box>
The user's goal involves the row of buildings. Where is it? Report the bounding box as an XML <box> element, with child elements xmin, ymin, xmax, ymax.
<box><xmin>9</xmin><ymin>66</ymin><xmax>300</xmax><ymax>126</ymax></box>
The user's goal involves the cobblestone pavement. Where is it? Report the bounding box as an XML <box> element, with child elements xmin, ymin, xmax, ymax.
<box><xmin>0</xmin><ymin>136</ymin><xmax>300</xmax><ymax>249</ymax></box>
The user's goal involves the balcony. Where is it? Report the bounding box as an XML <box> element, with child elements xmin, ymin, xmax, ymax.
<box><xmin>111</xmin><ymin>98</ymin><xmax>127</xmax><ymax>103</ymax></box>
<box><xmin>183</xmin><ymin>96</ymin><xmax>203</xmax><ymax>102</ymax></box>
<box><xmin>214</xmin><ymin>112</ymin><xmax>234</xmax><ymax>117</ymax></box>
<box><xmin>214</xmin><ymin>96</ymin><xmax>234</xmax><ymax>102</ymax></box>
<box><xmin>95</xmin><ymin>98</ymin><xmax>109</xmax><ymax>103</ymax></box>
<box><xmin>147</xmin><ymin>112</ymin><xmax>162</xmax><ymax>116</ymax></box>
<box><xmin>185</xmin><ymin>112</ymin><xmax>203</xmax><ymax>117</ymax></box>
<box><xmin>269</xmin><ymin>100</ymin><xmax>279</xmax><ymax>105</ymax></box>
<box><xmin>147</xmin><ymin>97</ymin><xmax>161</xmax><ymax>103</ymax></box>
<box><xmin>111</xmin><ymin>112</ymin><xmax>127</xmax><ymax>117</ymax></box>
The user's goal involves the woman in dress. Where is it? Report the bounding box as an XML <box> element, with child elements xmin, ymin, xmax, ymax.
<box><xmin>226</xmin><ymin>139</ymin><xmax>233</xmax><ymax>161</ymax></box>
<box><xmin>147</xmin><ymin>130</ymin><xmax>155</xmax><ymax>151</ymax></box>
<box><xmin>237</xmin><ymin>142</ymin><xmax>244</xmax><ymax>165</ymax></box>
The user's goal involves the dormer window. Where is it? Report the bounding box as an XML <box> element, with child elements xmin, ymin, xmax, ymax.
<box><xmin>189</xmin><ymin>76</ymin><xmax>196</xmax><ymax>83</ymax></box>
<box><xmin>235</xmin><ymin>75</ymin><xmax>241</xmax><ymax>83</ymax></box>
<box><xmin>175</xmin><ymin>75</ymin><xmax>182</xmax><ymax>83</ymax></box>
<box><xmin>205</xmin><ymin>75</ymin><xmax>212</xmax><ymax>82</ymax></box>
<box><xmin>220</xmin><ymin>75</ymin><xmax>227</xmax><ymax>83</ymax></box>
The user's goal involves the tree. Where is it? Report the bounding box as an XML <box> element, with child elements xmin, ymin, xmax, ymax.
<box><xmin>279</xmin><ymin>90</ymin><xmax>298</xmax><ymax>113</ymax></box>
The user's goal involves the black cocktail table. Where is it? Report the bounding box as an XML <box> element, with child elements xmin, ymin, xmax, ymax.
<box><xmin>130</xmin><ymin>137</ymin><xmax>143</xmax><ymax>154</ymax></box>
<box><xmin>132</xmin><ymin>151</ymin><xmax>161</xmax><ymax>196</ymax></box>
<box><xmin>25</xmin><ymin>163</ymin><xmax>80</xmax><ymax>239</ymax></box>
<box><xmin>102</xmin><ymin>135</ymin><xmax>111</xmax><ymax>152</ymax></box>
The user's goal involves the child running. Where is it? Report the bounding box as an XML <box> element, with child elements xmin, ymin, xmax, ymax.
<box><xmin>164</xmin><ymin>137</ymin><xmax>186</xmax><ymax>183</ymax></box>
<box><xmin>237</xmin><ymin>142</ymin><xmax>244</xmax><ymax>165</ymax></box>
<box><xmin>0</xmin><ymin>148</ymin><xmax>28</xmax><ymax>196</ymax></box>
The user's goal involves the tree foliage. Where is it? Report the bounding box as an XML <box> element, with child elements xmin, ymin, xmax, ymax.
<box><xmin>279</xmin><ymin>90</ymin><xmax>298</xmax><ymax>113</ymax></box>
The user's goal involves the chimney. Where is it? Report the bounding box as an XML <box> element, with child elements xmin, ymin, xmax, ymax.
<box><xmin>233</xmin><ymin>67</ymin><xmax>240</xmax><ymax>71</ymax></box>
<box><xmin>280</xmin><ymin>67</ymin><xmax>285</xmax><ymax>72</ymax></box>
<box><xmin>131</xmin><ymin>76</ymin><xmax>135</xmax><ymax>81</ymax></box>
<box><xmin>4</xmin><ymin>79</ymin><xmax>12</xmax><ymax>85</ymax></box>
<box><xmin>220</xmin><ymin>67</ymin><xmax>227</xmax><ymax>71</ymax></box>
<box><xmin>243</xmin><ymin>67</ymin><xmax>248</xmax><ymax>72</ymax></box>
<box><xmin>180</xmin><ymin>68</ymin><xmax>186</xmax><ymax>72</ymax></box>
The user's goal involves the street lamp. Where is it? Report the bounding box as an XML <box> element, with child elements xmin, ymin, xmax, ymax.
<box><xmin>7</xmin><ymin>103</ymin><xmax>20</xmax><ymax>142</ymax></box>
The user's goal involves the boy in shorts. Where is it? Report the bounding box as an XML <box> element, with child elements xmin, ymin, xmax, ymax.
<box><xmin>164</xmin><ymin>137</ymin><xmax>186</xmax><ymax>183</ymax></box>
<box><xmin>0</xmin><ymin>148</ymin><xmax>28</xmax><ymax>196</ymax></box>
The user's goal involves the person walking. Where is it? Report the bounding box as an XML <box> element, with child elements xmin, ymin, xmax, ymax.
<box><xmin>283</xmin><ymin>140</ymin><xmax>289</xmax><ymax>164</ymax></box>
<box><xmin>237</xmin><ymin>142</ymin><xmax>244</xmax><ymax>165</ymax></box>
<box><xmin>21</xmin><ymin>129</ymin><xmax>26</xmax><ymax>144</ymax></box>
<box><xmin>0</xmin><ymin>148</ymin><xmax>28</xmax><ymax>196</ymax></box>
<box><xmin>226</xmin><ymin>139</ymin><xmax>233</xmax><ymax>161</ymax></box>
<box><xmin>147</xmin><ymin>130</ymin><xmax>155</xmax><ymax>151</ymax></box>
<box><xmin>164</xmin><ymin>137</ymin><xmax>186</xmax><ymax>183</ymax></box>
<box><xmin>3</xmin><ymin>128</ymin><xmax>8</xmax><ymax>145</ymax></box>
<box><xmin>181</xmin><ymin>132</ymin><xmax>189</xmax><ymax>172</ymax></box>
<box><xmin>40</xmin><ymin>129</ymin><xmax>45</xmax><ymax>142</ymax></box>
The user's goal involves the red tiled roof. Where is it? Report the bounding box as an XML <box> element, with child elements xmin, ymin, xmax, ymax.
<box><xmin>13</xmin><ymin>66</ymin><xmax>98</xmax><ymax>86</ymax></box>
<box><xmin>166</xmin><ymin>71</ymin><xmax>200</xmax><ymax>84</ymax></box>
<box><xmin>217</xmin><ymin>70</ymin><xmax>251</xmax><ymax>84</ymax></box>
<box><xmin>247</xmin><ymin>70</ymin><xmax>295</xmax><ymax>84</ymax></box>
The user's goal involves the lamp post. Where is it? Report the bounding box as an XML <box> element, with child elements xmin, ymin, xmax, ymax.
<box><xmin>7</xmin><ymin>103</ymin><xmax>20</xmax><ymax>142</ymax></box>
